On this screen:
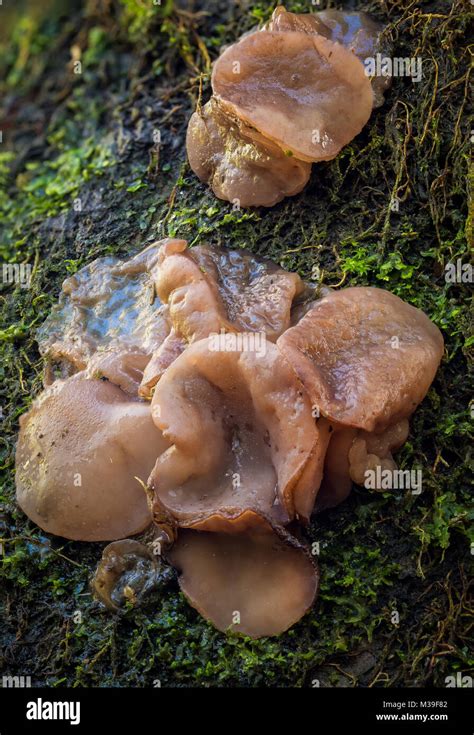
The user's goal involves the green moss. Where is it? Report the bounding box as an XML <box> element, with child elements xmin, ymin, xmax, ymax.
<box><xmin>117</xmin><ymin>0</ymin><xmax>174</xmax><ymax>43</ymax></box>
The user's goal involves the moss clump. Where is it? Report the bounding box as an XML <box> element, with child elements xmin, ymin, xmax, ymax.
<box><xmin>0</xmin><ymin>0</ymin><xmax>472</xmax><ymax>687</ymax></box>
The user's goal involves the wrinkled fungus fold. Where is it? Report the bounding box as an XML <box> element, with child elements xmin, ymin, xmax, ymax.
<box><xmin>152</xmin><ymin>238</ymin><xmax>304</xmax><ymax>341</ymax></box>
<box><xmin>16</xmin><ymin>237</ymin><xmax>444</xmax><ymax>637</ymax></box>
<box><xmin>186</xmin><ymin>98</ymin><xmax>312</xmax><ymax>207</ymax></box>
<box><xmin>277</xmin><ymin>287</ymin><xmax>444</xmax><ymax>432</ymax></box>
<box><xmin>212</xmin><ymin>30</ymin><xmax>373</xmax><ymax>164</ymax></box>
<box><xmin>187</xmin><ymin>7</ymin><xmax>387</xmax><ymax>206</ymax></box>
<box><xmin>148</xmin><ymin>337</ymin><xmax>328</xmax><ymax>528</ymax></box>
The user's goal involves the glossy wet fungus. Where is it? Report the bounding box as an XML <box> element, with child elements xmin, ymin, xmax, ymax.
<box><xmin>187</xmin><ymin>7</ymin><xmax>391</xmax><ymax>207</ymax></box>
<box><xmin>16</xmin><ymin>238</ymin><xmax>443</xmax><ymax>637</ymax></box>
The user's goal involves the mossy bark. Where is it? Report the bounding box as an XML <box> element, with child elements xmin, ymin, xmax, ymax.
<box><xmin>0</xmin><ymin>0</ymin><xmax>472</xmax><ymax>687</ymax></box>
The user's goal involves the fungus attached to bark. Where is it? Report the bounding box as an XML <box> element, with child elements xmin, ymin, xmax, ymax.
<box><xmin>186</xmin><ymin>98</ymin><xmax>311</xmax><ymax>207</ymax></box>
<box><xmin>16</xmin><ymin>377</ymin><xmax>168</xmax><ymax>541</ymax></box>
<box><xmin>37</xmin><ymin>240</ymin><xmax>177</xmax><ymax>387</ymax></box>
<box><xmin>277</xmin><ymin>286</ymin><xmax>443</xmax><ymax>511</ymax></box>
<box><xmin>149</xmin><ymin>337</ymin><xmax>328</xmax><ymax>528</ymax></box>
<box><xmin>277</xmin><ymin>287</ymin><xmax>444</xmax><ymax>432</ymax></box>
<box><xmin>186</xmin><ymin>8</ymin><xmax>388</xmax><ymax>206</ymax></box>
<box><xmin>167</xmin><ymin>514</ymin><xmax>318</xmax><ymax>638</ymax></box>
<box><xmin>212</xmin><ymin>30</ymin><xmax>374</xmax><ymax>164</ymax></box>
<box><xmin>16</xmin><ymin>239</ymin><xmax>445</xmax><ymax>638</ymax></box>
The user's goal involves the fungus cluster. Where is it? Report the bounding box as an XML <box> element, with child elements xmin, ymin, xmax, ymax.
<box><xmin>187</xmin><ymin>7</ymin><xmax>390</xmax><ymax>207</ymax></box>
<box><xmin>16</xmin><ymin>238</ymin><xmax>443</xmax><ymax>638</ymax></box>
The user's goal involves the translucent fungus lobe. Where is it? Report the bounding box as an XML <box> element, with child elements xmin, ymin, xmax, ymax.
<box><xmin>149</xmin><ymin>338</ymin><xmax>328</xmax><ymax>528</ymax></box>
<box><xmin>277</xmin><ymin>287</ymin><xmax>444</xmax><ymax>432</ymax></box>
<box><xmin>186</xmin><ymin>98</ymin><xmax>311</xmax><ymax>207</ymax></box>
<box><xmin>16</xmin><ymin>377</ymin><xmax>168</xmax><ymax>541</ymax></box>
<box><xmin>265</xmin><ymin>7</ymin><xmax>391</xmax><ymax>107</ymax></box>
<box><xmin>37</xmin><ymin>241</ymin><xmax>175</xmax><ymax>386</ymax></box>
<box><xmin>212</xmin><ymin>30</ymin><xmax>373</xmax><ymax>163</ymax></box>
<box><xmin>167</xmin><ymin>516</ymin><xmax>318</xmax><ymax>638</ymax></box>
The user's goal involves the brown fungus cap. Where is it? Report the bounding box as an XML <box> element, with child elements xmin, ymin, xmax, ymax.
<box><xmin>152</xmin><ymin>239</ymin><xmax>304</xmax><ymax>341</ymax></box>
<box><xmin>140</xmin><ymin>240</ymin><xmax>305</xmax><ymax>396</ymax></box>
<box><xmin>186</xmin><ymin>98</ymin><xmax>311</xmax><ymax>207</ymax></box>
<box><xmin>16</xmin><ymin>376</ymin><xmax>168</xmax><ymax>541</ymax></box>
<box><xmin>264</xmin><ymin>7</ymin><xmax>391</xmax><ymax>108</ymax></box>
<box><xmin>167</xmin><ymin>513</ymin><xmax>318</xmax><ymax>638</ymax></box>
<box><xmin>148</xmin><ymin>337</ymin><xmax>328</xmax><ymax>528</ymax></box>
<box><xmin>212</xmin><ymin>29</ymin><xmax>374</xmax><ymax>163</ymax></box>
<box><xmin>277</xmin><ymin>287</ymin><xmax>444</xmax><ymax>433</ymax></box>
